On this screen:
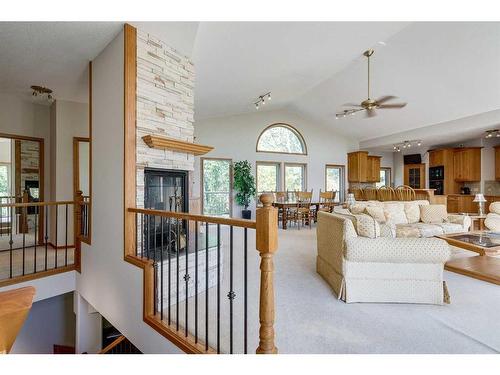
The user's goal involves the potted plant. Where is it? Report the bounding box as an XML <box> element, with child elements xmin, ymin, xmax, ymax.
<box><xmin>233</xmin><ymin>160</ymin><xmax>256</xmax><ymax>219</ymax></box>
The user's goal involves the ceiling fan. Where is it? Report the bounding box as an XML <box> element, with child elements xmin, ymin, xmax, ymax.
<box><xmin>336</xmin><ymin>49</ymin><xmax>407</xmax><ymax>119</ymax></box>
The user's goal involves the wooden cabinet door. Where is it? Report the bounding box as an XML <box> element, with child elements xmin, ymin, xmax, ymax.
<box><xmin>348</xmin><ymin>151</ymin><xmax>368</xmax><ymax>182</ymax></box>
<box><xmin>429</xmin><ymin>150</ymin><xmax>444</xmax><ymax>167</ymax></box>
<box><xmin>404</xmin><ymin>164</ymin><xmax>425</xmax><ymax>189</ymax></box>
<box><xmin>454</xmin><ymin>150</ymin><xmax>466</xmax><ymax>181</ymax></box>
<box><xmin>447</xmin><ymin>196</ymin><xmax>459</xmax><ymax>213</ymax></box>
<box><xmin>367</xmin><ymin>156</ymin><xmax>381</xmax><ymax>182</ymax></box>
<box><xmin>454</xmin><ymin>148</ymin><xmax>481</xmax><ymax>182</ymax></box>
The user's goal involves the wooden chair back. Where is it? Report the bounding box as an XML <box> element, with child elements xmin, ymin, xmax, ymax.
<box><xmin>377</xmin><ymin>186</ymin><xmax>395</xmax><ymax>201</ymax></box>
<box><xmin>295</xmin><ymin>191</ymin><xmax>313</xmax><ymax>209</ymax></box>
<box><xmin>275</xmin><ymin>191</ymin><xmax>287</xmax><ymax>203</ymax></box>
<box><xmin>395</xmin><ymin>185</ymin><xmax>416</xmax><ymax>201</ymax></box>
<box><xmin>319</xmin><ymin>190</ymin><xmax>336</xmax><ymax>211</ymax></box>
<box><xmin>363</xmin><ymin>187</ymin><xmax>378</xmax><ymax>200</ymax></box>
<box><xmin>349</xmin><ymin>188</ymin><xmax>364</xmax><ymax>201</ymax></box>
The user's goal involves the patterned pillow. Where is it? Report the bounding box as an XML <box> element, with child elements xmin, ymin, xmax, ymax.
<box><xmin>350</xmin><ymin>204</ymin><xmax>367</xmax><ymax>214</ymax></box>
<box><xmin>420</xmin><ymin>204</ymin><xmax>448</xmax><ymax>224</ymax></box>
<box><xmin>365</xmin><ymin>206</ymin><xmax>386</xmax><ymax>223</ymax></box>
<box><xmin>404</xmin><ymin>202</ymin><xmax>421</xmax><ymax>224</ymax></box>
<box><xmin>383</xmin><ymin>203</ymin><xmax>408</xmax><ymax>225</ymax></box>
<box><xmin>353</xmin><ymin>214</ymin><xmax>380</xmax><ymax>238</ymax></box>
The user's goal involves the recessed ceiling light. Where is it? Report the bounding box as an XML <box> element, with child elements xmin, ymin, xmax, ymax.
<box><xmin>378</xmin><ymin>41</ymin><xmax>387</xmax><ymax>46</ymax></box>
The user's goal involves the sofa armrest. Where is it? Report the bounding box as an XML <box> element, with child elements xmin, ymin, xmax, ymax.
<box><xmin>447</xmin><ymin>214</ymin><xmax>472</xmax><ymax>231</ymax></box>
<box><xmin>345</xmin><ymin>237</ymin><xmax>450</xmax><ymax>264</ymax></box>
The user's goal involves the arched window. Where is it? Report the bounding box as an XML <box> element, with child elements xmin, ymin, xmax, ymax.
<box><xmin>256</xmin><ymin>123</ymin><xmax>307</xmax><ymax>155</ymax></box>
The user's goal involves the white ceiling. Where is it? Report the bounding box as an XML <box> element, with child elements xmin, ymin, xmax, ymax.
<box><xmin>192</xmin><ymin>22</ymin><xmax>409</xmax><ymax>120</ymax></box>
<box><xmin>291</xmin><ymin>22</ymin><xmax>500</xmax><ymax>142</ymax></box>
<box><xmin>0</xmin><ymin>22</ymin><xmax>124</xmax><ymax>103</ymax></box>
<box><xmin>1</xmin><ymin>21</ymin><xmax>499</xmax><ymax>146</ymax></box>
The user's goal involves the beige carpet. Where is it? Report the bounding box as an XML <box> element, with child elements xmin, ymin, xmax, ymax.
<box><xmin>154</xmin><ymin>225</ymin><xmax>500</xmax><ymax>354</ymax></box>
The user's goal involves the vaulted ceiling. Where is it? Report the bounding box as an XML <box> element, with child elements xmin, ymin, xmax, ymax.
<box><xmin>1</xmin><ymin>21</ymin><xmax>499</xmax><ymax>145</ymax></box>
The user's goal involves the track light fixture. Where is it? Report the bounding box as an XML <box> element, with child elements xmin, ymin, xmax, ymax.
<box><xmin>254</xmin><ymin>92</ymin><xmax>271</xmax><ymax>110</ymax></box>
<box><xmin>485</xmin><ymin>129</ymin><xmax>500</xmax><ymax>138</ymax></box>
<box><xmin>31</xmin><ymin>85</ymin><xmax>54</xmax><ymax>102</ymax></box>
<box><xmin>392</xmin><ymin>140</ymin><xmax>423</xmax><ymax>152</ymax></box>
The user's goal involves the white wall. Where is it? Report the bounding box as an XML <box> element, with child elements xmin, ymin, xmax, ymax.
<box><xmin>0</xmin><ymin>93</ymin><xmax>50</xmax><ymax>202</ymax></box>
<box><xmin>74</xmin><ymin>292</ymin><xmax>102</xmax><ymax>354</ymax></box>
<box><xmin>76</xmin><ymin>29</ymin><xmax>182</xmax><ymax>354</ymax></box>
<box><xmin>11</xmin><ymin>292</ymin><xmax>75</xmax><ymax>354</ymax></box>
<box><xmin>194</xmin><ymin>108</ymin><xmax>358</xmax><ymax>216</ymax></box>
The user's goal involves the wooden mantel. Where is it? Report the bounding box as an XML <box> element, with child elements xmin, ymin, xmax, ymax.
<box><xmin>142</xmin><ymin>135</ymin><xmax>214</xmax><ymax>156</ymax></box>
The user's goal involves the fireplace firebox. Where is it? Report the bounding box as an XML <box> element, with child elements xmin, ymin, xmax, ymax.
<box><xmin>144</xmin><ymin>168</ymin><xmax>189</xmax><ymax>256</ymax></box>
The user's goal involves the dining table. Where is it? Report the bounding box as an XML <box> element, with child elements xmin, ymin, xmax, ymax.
<box><xmin>272</xmin><ymin>200</ymin><xmax>338</xmax><ymax>229</ymax></box>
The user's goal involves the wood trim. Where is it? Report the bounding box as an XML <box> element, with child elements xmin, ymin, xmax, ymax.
<box><xmin>142</xmin><ymin>135</ymin><xmax>213</xmax><ymax>156</ymax></box>
<box><xmin>73</xmin><ymin>136</ymin><xmax>90</xmax><ymax>259</ymax></box>
<box><xmin>99</xmin><ymin>335</ymin><xmax>126</xmax><ymax>354</ymax></box>
<box><xmin>380</xmin><ymin>166</ymin><xmax>392</xmax><ymax>187</ymax></box>
<box><xmin>256</xmin><ymin>123</ymin><xmax>308</xmax><ymax>155</ymax></box>
<box><xmin>88</xmin><ymin>60</ymin><xmax>92</xmax><ymax>248</ymax></box>
<box><xmin>0</xmin><ymin>133</ymin><xmax>44</xmax><ymax>143</ymax></box>
<box><xmin>0</xmin><ymin>200</ymin><xmax>74</xmax><ymax>208</ymax></box>
<box><xmin>124</xmin><ymin>23</ymin><xmax>137</xmax><ymax>258</ymax></box>
<box><xmin>14</xmin><ymin>140</ymin><xmax>21</xmax><ymax>198</ymax></box>
<box><xmin>128</xmin><ymin>207</ymin><xmax>256</xmax><ymax>229</ymax></box>
<box><xmin>0</xmin><ymin>265</ymin><xmax>75</xmax><ymax>288</ymax></box>
<box><xmin>200</xmin><ymin>157</ymin><xmax>233</xmax><ymax>217</ymax></box>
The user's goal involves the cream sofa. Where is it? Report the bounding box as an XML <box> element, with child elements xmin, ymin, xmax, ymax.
<box><xmin>340</xmin><ymin>200</ymin><xmax>471</xmax><ymax>238</ymax></box>
<box><xmin>317</xmin><ymin>211</ymin><xmax>451</xmax><ymax>304</ymax></box>
<box><xmin>485</xmin><ymin>202</ymin><xmax>500</xmax><ymax>231</ymax></box>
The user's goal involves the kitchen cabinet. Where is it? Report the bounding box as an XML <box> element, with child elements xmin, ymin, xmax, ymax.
<box><xmin>347</xmin><ymin>151</ymin><xmax>368</xmax><ymax>183</ymax></box>
<box><xmin>453</xmin><ymin>147</ymin><xmax>481</xmax><ymax>182</ymax></box>
<box><xmin>367</xmin><ymin>156</ymin><xmax>381</xmax><ymax>182</ymax></box>
<box><xmin>428</xmin><ymin>148</ymin><xmax>459</xmax><ymax>195</ymax></box>
<box><xmin>495</xmin><ymin>146</ymin><xmax>500</xmax><ymax>180</ymax></box>
<box><xmin>404</xmin><ymin>163</ymin><xmax>425</xmax><ymax>189</ymax></box>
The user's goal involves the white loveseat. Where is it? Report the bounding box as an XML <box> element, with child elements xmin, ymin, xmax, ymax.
<box><xmin>485</xmin><ymin>202</ymin><xmax>500</xmax><ymax>231</ymax></box>
<box><xmin>317</xmin><ymin>211</ymin><xmax>451</xmax><ymax>304</ymax></box>
<box><xmin>339</xmin><ymin>200</ymin><xmax>471</xmax><ymax>238</ymax></box>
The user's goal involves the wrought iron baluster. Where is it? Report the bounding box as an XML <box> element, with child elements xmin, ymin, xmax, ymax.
<box><xmin>160</xmin><ymin>216</ymin><xmax>164</xmax><ymax>321</ymax></box>
<box><xmin>141</xmin><ymin>213</ymin><xmax>144</xmax><ymax>258</ymax></box>
<box><xmin>55</xmin><ymin>204</ymin><xmax>58</xmax><ymax>268</ymax></box>
<box><xmin>153</xmin><ymin>215</ymin><xmax>157</xmax><ymax>316</ymax></box>
<box><xmin>34</xmin><ymin>206</ymin><xmax>37</xmax><ymax>273</ymax></box>
<box><xmin>195</xmin><ymin>221</ymin><xmax>198</xmax><ymax>344</ymax></box>
<box><xmin>228</xmin><ymin>226</ymin><xmax>234</xmax><ymax>354</ymax></box>
<box><xmin>185</xmin><ymin>218</ymin><xmax>189</xmax><ymax>337</ymax></box>
<box><xmin>45</xmin><ymin>206</ymin><xmax>48</xmax><ymax>271</ymax></box>
<box><xmin>216</xmin><ymin>223</ymin><xmax>221</xmax><ymax>354</ymax></box>
<box><xmin>244</xmin><ymin>227</ymin><xmax>248</xmax><ymax>354</ymax></box>
<box><xmin>22</xmin><ymin>206</ymin><xmax>26</xmax><ymax>276</ymax></box>
<box><xmin>176</xmin><ymin>217</ymin><xmax>180</xmax><ymax>331</ymax></box>
<box><xmin>168</xmin><ymin>216</ymin><xmax>171</xmax><ymax>325</ymax></box>
<box><xmin>65</xmin><ymin>204</ymin><xmax>68</xmax><ymax>267</ymax></box>
<box><xmin>205</xmin><ymin>221</ymin><xmax>209</xmax><ymax>351</ymax></box>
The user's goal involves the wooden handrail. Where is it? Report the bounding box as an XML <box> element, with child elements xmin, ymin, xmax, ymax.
<box><xmin>0</xmin><ymin>200</ymin><xmax>75</xmax><ymax>208</ymax></box>
<box><xmin>99</xmin><ymin>335</ymin><xmax>126</xmax><ymax>354</ymax></box>
<box><xmin>128</xmin><ymin>207</ymin><xmax>257</xmax><ymax>229</ymax></box>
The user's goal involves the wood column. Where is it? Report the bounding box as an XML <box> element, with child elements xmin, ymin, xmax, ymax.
<box><xmin>74</xmin><ymin>190</ymin><xmax>83</xmax><ymax>272</ymax></box>
<box><xmin>255</xmin><ymin>193</ymin><xmax>278</xmax><ymax>354</ymax></box>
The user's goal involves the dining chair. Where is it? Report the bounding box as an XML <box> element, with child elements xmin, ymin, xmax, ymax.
<box><xmin>377</xmin><ymin>186</ymin><xmax>395</xmax><ymax>201</ymax></box>
<box><xmin>395</xmin><ymin>185</ymin><xmax>416</xmax><ymax>201</ymax></box>
<box><xmin>318</xmin><ymin>190</ymin><xmax>336</xmax><ymax>213</ymax></box>
<box><xmin>363</xmin><ymin>186</ymin><xmax>378</xmax><ymax>200</ymax></box>
<box><xmin>292</xmin><ymin>191</ymin><xmax>314</xmax><ymax>229</ymax></box>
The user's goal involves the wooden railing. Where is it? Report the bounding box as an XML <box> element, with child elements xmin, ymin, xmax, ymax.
<box><xmin>0</xmin><ymin>199</ymin><xmax>86</xmax><ymax>287</ymax></box>
<box><xmin>125</xmin><ymin>193</ymin><xmax>278</xmax><ymax>354</ymax></box>
<box><xmin>99</xmin><ymin>335</ymin><xmax>141</xmax><ymax>354</ymax></box>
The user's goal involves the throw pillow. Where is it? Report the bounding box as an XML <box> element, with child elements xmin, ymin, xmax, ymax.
<box><xmin>350</xmin><ymin>204</ymin><xmax>366</xmax><ymax>214</ymax></box>
<box><xmin>353</xmin><ymin>214</ymin><xmax>380</xmax><ymax>239</ymax></box>
<box><xmin>383</xmin><ymin>203</ymin><xmax>408</xmax><ymax>225</ymax></box>
<box><xmin>404</xmin><ymin>202</ymin><xmax>421</xmax><ymax>224</ymax></box>
<box><xmin>420</xmin><ymin>204</ymin><xmax>448</xmax><ymax>224</ymax></box>
<box><xmin>365</xmin><ymin>206</ymin><xmax>386</xmax><ymax>223</ymax></box>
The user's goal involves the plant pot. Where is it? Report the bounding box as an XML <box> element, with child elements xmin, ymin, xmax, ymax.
<box><xmin>242</xmin><ymin>209</ymin><xmax>252</xmax><ymax>220</ymax></box>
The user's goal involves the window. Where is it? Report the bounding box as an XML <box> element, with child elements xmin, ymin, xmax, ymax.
<box><xmin>256</xmin><ymin>162</ymin><xmax>280</xmax><ymax>195</ymax></box>
<box><xmin>0</xmin><ymin>163</ymin><xmax>11</xmax><ymax>221</ymax></box>
<box><xmin>325</xmin><ymin>165</ymin><xmax>345</xmax><ymax>202</ymax></box>
<box><xmin>256</xmin><ymin>123</ymin><xmax>307</xmax><ymax>155</ymax></box>
<box><xmin>376</xmin><ymin>167</ymin><xmax>392</xmax><ymax>188</ymax></box>
<box><xmin>284</xmin><ymin>163</ymin><xmax>306</xmax><ymax>192</ymax></box>
<box><xmin>202</xmin><ymin>158</ymin><xmax>232</xmax><ymax>217</ymax></box>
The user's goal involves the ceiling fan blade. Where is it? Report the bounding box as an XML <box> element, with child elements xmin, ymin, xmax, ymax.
<box><xmin>378</xmin><ymin>103</ymin><xmax>407</xmax><ymax>109</ymax></box>
<box><xmin>375</xmin><ymin>95</ymin><xmax>397</xmax><ymax>104</ymax></box>
<box><xmin>365</xmin><ymin>108</ymin><xmax>377</xmax><ymax>118</ymax></box>
<box><xmin>343</xmin><ymin>103</ymin><xmax>363</xmax><ymax>108</ymax></box>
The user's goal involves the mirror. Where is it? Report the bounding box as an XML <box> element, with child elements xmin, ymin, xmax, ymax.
<box><xmin>73</xmin><ymin>137</ymin><xmax>90</xmax><ymax>243</ymax></box>
<box><xmin>0</xmin><ymin>134</ymin><xmax>44</xmax><ymax>244</ymax></box>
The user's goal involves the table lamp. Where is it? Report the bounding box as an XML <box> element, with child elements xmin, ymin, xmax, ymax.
<box><xmin>473</xmin><ymin>193</ymin><xmax>487</xmax><ymax>216</ymax></box>
<box><xmin>345</xmin><ymin>193</ymin><xmax>356</xmax><ymax>209</ymax></box>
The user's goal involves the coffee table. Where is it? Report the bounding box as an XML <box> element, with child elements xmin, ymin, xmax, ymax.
<box><xmin>436</xmin><ymin>231</ymin><xmax>500</xmax><ymax>285</ymax></box>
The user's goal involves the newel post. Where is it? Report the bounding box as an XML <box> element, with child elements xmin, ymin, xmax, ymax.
<box><xmin>255</xmin><ymin>193</ymin><xmax>278</xmax><ymax>354</ymax></box>
<box><xmin>75</xmin><ymin>190</ymin><xmax>83</xmax><ymax>239</ymax></box>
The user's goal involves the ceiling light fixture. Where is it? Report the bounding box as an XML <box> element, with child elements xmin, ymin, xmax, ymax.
<box><xmin>485</xmin><ymin>129</ymin><xmax>499</xmax><ymax>138</ymax></box>
<box><xmin>392</xmin><ymin>140</ymin><xmax>423</xmax><ymax>152</ymax></box>
<box><xmin>254</xmin><ymin>92</ymin><xmax>271</xmax><ymax>110</ymax></box>
<box><xmin>31</xmin><ymin>85</ymin><xmax>54</xmax><ymax>102</ymax></box>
